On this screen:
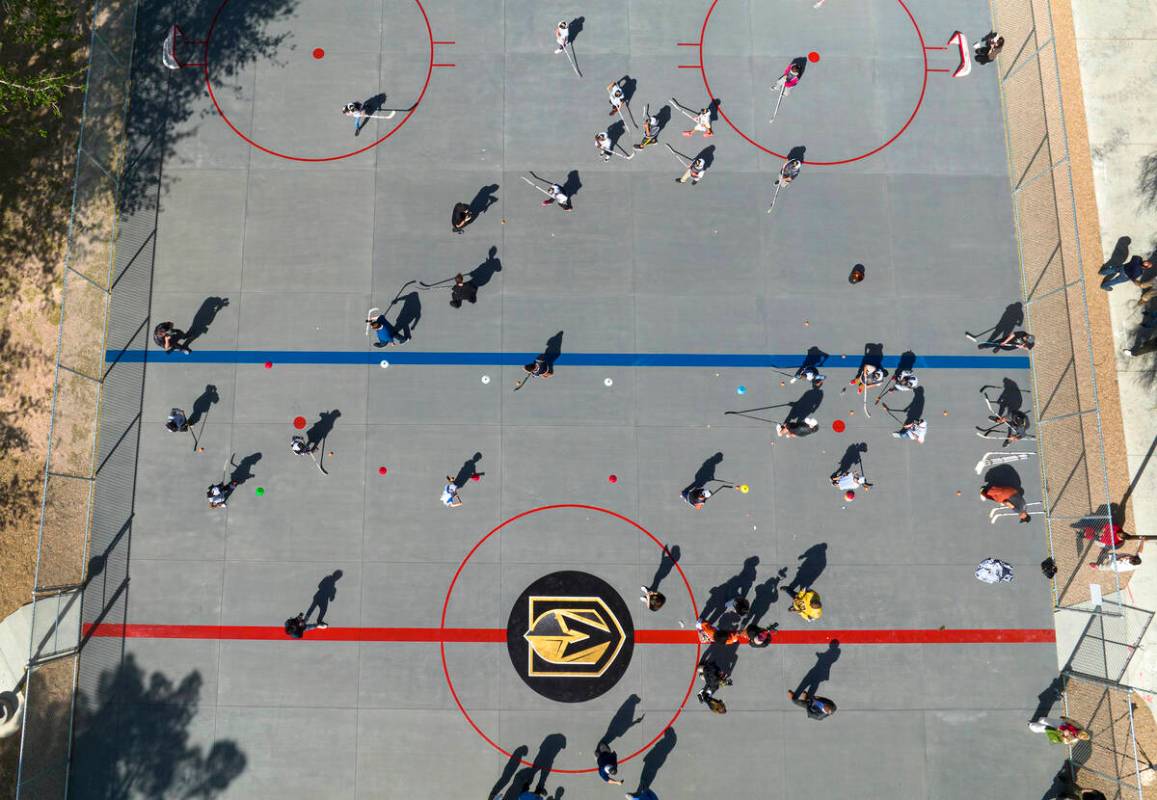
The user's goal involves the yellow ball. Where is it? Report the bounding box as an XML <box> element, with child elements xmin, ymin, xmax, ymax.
<box><xmin>739</xmin><ymin>484</ymin><xmax>750</xmax><ymax>494</ymax></box>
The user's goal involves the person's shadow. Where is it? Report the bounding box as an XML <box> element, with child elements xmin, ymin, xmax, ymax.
<box><xmin>567</xmin><ymin>16</ymin><xmax>585</xmax><ymax>43</ymax></box>
<box><xmin>631</xmin><ymin>728</ymin><xmax>676</xmax><ymax>797</ymax></box>
<box><xmin>469</xmin><ymin>246</ymin><xmax>502</xmax><ymax>289</ymax></box>
<box><xmin>800</xmin><ymin>345</ymin><xmax>829</xmax><ymax>373</ymax></box>
<box><xmin>391</xmin><ymin>292</ymin><xmax>422</xmax><ymax>342</ymax></box>
<box><xmin>616</xmin><ymin>75</ymin><xmax>638</xmax><ymax>104</ymax></box>
<box><xmin>599</xmin><ymin>694</ymin><xmax>644</xmax><ymax>746</ymax></box>
<box><xmin>785</xmin><ymin>387</ymin><xmax>823</xmax><ymax>424</ymax></box>
<box><xmin>1099</xmin><ymin>235</ymin><xmax>1132</xmax><ymax>275</ymax></box>
<box><xmin>648</xmin><ymin>544</ymin><xmax>680</xmax><ymax>592</ymax></box>
<box><xmin>984</xmin><ymin>463</ymin><xmax>1023</xmax><ymax>490</ymax></box>
<box><xmin>684</xmin><ymin>452</ymin><xmax>723</xmax><ymax>495</ymax></box>
<box><xmin>970</xmin><ymin>301</ymin><xmax>1024</xmax><ymax>346</ymax></box>
<box><xmin>452</xmin><ymin>452</ymin><xmax>483</xmax><ymax>486</ymax></box>
<box><xmin>700</xmin><ymin>555</ymin><xmax>759</xmax><ymax>624</ymax></box>
<box><xmin>541</xmin><ymin>331</ymin><xmax>564</xmax><ymax>371</ymax></box>
<box><xmin>790</xmin><ymin>55</ymin><xmax>808</xmax><ymax>77</ymax></box>
<box><xmin>362</xmin><ymin>92</ymin><xmax>387</xmax><ymax>116</ymax></box>
<box><xmin>835</xmin><ymin>442</ymin><xmax>868</xmax><ymax>475</ymax></box>
<box><xmin>1032</xmin><ymin>676</ymin><xmax>1063</xmax><ymax>719</ymax></box>
<box><xmin>693</xmin><ymin>144</ymin><xmax>715</xmax><ymax>170</ymax></box>
<box><xmin>229</xmin><ymin>452</ymin><xmax>262</xmax><ymax>485</ymax></box>
<box><xmin>306</xmin><ymin>409</ymin><xmax>341</xmax><ymax>451</ymax></box>
<box><xmin>183</xmin><ymin>297</ymin><xmax>229</xmax><ymax>347</ymax></box>
<box><xmin>748</xmin><ymin>566</ymin><xmax>789</xmax><ymax>625</ymax></box>
<box><xmin>488</xmin><ymin>744</ymin><xmax>529</xmax><ymax>800</ymax></box>
<box><xmin>787</xmin><ymin>543</ymin><xmax>827</xmax><ymax>594</ymax></box>
<box><xmin>654</xmin><ymin>104</ymin><xmax>672</xmax><ymax>135</ymax></box>
<box><xmin>561</xmin><ymin>171</ymin><xmax>582</xmax><ymax>201</ymax></box>
<box><xmin>607</xmin><ymin>120</ymin><xmax>628</xmax><ymax>151</ymax></box>
<box><xmin>187</xmin><ymin>384</ymin><xmax>219</xmax><ymax>428</ymax></box>
<box><xmin>895</xmin><ymin>350</ymin><xmax>917</xmax><ymax>376</ymax></box>
<box><xmin>527</xmin><ymin>733</ymin><xmax>566</xmax><ymax>795</ymax></box>
<box><xmin>304</xmin><ymin>570</ymin><xmax>342</xmax><ymax>625</ymax></box>
<box><xmin>890</xmin><ymin>385</ymin><xmax>925</xmax><ymax>424</ymax></box>
<box><xmin>787</xmin><ymin>144</ymin><xmax>807</xmax><ymax>162</ymax></box>
<box><xmin>469</xmin><ymin>184</ymin><xmax>499</xmax><ymax>218</ymax></box>
<box><xmin>995</xmin><ymin>376</ymin><xmax>1026</xmax><ymax>415</ymax></box>
<box><xmin>794</xmin><ymin>639</ymin><xmax>841</xmax><ymax>696</ymax></box>
<box><xmin>856</xmin><ymin>343</ymin><xmax>885</xmax><ymax>376</ymax></box>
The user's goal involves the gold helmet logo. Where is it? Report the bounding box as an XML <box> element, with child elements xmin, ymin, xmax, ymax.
<box><xmin>524</xmin><ymin>597</ymin><xmax>626</xmax><ymax>678</ymax></box>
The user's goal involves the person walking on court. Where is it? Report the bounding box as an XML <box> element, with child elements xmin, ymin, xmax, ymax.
<box><xmin>290</xmin><ymin>435</ymin><xmax>316</xmax><ymax>456</ymax></box>
<box><xmin>441</xmin><ymin>477</ymin><xmax>464</xmax><ymax>509</ymax></box>
<box><xmin>342</xmin><ymin>101</ymin><xmax>370</xmax><ymax>136</ymax></box>
<box><xmin>830</xmin><ymin>467</ymin><xmax>870</xmax><ymax>498</ymax></box>
<box><xmin>207</xmin><ymin>480</ymin><xmax>237</xmax><ymax>509</ymax></box>
<box><xmin>527</xmin><ymin>176</ymin><xmax>573</xmax><ymax>211</ymax></box>
<box><xmin>1028</xmin><ymin>716</ymin><xmax>1090</xmax><ymax>744</ymax></box>
<box><xmin>892</xmin><ymin>418</ymin><xmax>927</xmax><ymax>443</ymax></box>
<box><xmin>850</xmin><ymin>363</ymin><xmax>888</xmax><ymax>393</ymax></box>
<box><xmin>553</xmin><ymin>20</ymin><xmax>569</xmax><ymax>53</ymax></box>
<box><xmin>154</xmin><ymin>321</ymin><xmax>190</xmax><ymax>353</ymax></box>
<box><xmin>595</xmin><ymin>742</ymin><xmax>624</xmax><ymax>785</ymax></box>
<box><xmin>1089</xmin><ymin>552</ymin><xmax>1143</xmax><ymax>573</ymax></box>
<box><xmin>968</xmin><ymin>329</ymin><xmax>1035</xmax><ymax>351</ymax></box>
<box><xmin>165</xmin><ymin>408</ymin><xmax>189</xmax><ymax>433</ymax></box>
<box><xmin>668</xmin><ymin>146</ymin><xmax>706</xmax><ymax>185</ymax></box>
<box><xmin>681</xmin><ymin>485</ymin><xmax>713</xmax><ymax>509</ymax></box>
<box><xmin>633</xmin><ymin>107</ymin><xmax>661</xmax><ymax>150</ymax></box>
<box><xmin>1100</xmin><ymin>256</ymin><xmax>1153</xmax><ymax>293</ymax></box>
<box><xmin>283</xmin><ymin>612</ymin><xmax>326</xmax><ymax>639</ymax></box>
<box><xmin>776</xmin><ymin>418</ymin><xmax>819</xmax><ymax>438</ymax></box>
<box><xmin>787</xmin><ymin>689</ymin><xmax>837</xmax><ymax>720</ymax></box>
<box><xmin>449</xmin><ymin>273</ymin><xmax>477</xmax><ymax>308</ymax></box>
<box><xmin>640</xmin><ymin>586</ymin><xmax>666</xmax><ymax>610</ymax></box>
<box><xmin>595</xmin><ymin>131</ymin><xmax>632</xmax><ymax>162</ymax></box>
<box><xmin>366</xmin><ymin>311</ymin><xmax>401</xmax><ymax>348</ymax></box>
<box><xmin>772</xmin><ymin>61</ymin><xmax>802</xmax><ymax>96</ymax></box>
<box><xmin>696</xmin><ymin>657</ymin><xmax>732</xmax><ymax>713</ymax></box>
<box><xmin>893</xmin><ymin>369</ymin><xmax>919</xmax><ymax>392</ymax></box>
<box><xmin>791</xmin><ymin>365</ymin><xmax>826</xmax><ymax>385</ymax></box>
<box><xmin>522</xmin><ymin>354</ymin><xmax>554</xmax><ymax>381</ymax></box>
<box><xmin>776</xmin><ymin>159</ymin><xmax>802</xmax><ymax>188</ymax></box>
<box><xmin>451</xmin><ymin>202</ymin><xmax>475</xmax><ymax>234</ymax></box>
<box><xmin>790</xmin><ymin>587</ymin><xmax>823</xmax><ymax>621</ymax></box>
<box><xmin>980</xmin><ymin>482</ymin><xmax>1031</xmax><ymax>523</ymax></box>
<box><xmin>973</xmin><ymin>31</ymin><xmax>1004</xmax><ymax>64</ymax></box>
<box><xmin>607</xmin><ymin>79</ymin><xmax>629</xmax><ymax>120</ymax></box>
<box><xmin>681</xmin><ymin>106</ymin><xmax>713</xmax><ymax>138</ymax></box>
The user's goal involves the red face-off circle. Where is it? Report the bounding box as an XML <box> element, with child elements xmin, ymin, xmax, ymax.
<box><xmin>695</xmin><ymin>0</ymin><xmax>929</xmax><ymax>165</ymax></box>
<box><xmin>440</xmin><ymin>504</ymin><xmax>701</xmax><ymax>773</ymax></box>
<box><xmin>202</xmin><ymin>0</ymin><xmax>435</xmax><ymax>161</ymax></box>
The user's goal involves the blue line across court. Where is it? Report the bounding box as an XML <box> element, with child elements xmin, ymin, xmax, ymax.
<box><xmin>109</xmin><ymin>350</ymin><xmax>1031</xmax><ymax>369</ymax></box>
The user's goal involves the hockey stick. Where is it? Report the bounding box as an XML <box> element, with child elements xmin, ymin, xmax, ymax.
<box><xmin>879</xmin><ymin>402</ymin><xmax>905</xmax><ymax>426</ymax></box>
<box><xmin>664</xmin><ymin>142</ymin><xmax>690</xmax><ymax>166</ymax></box>
<box><xmin>564</xmin><ymin>42</ymin><xmax>581</xmax><ymax>77</ymax></box>
<box><xmin>769</xmin><ymin>84</ymin><xmax>785</xmax><ymax>124</ymax></box>
<box><xmin>307</xmin><ymin>447</ymin><xmax>328</xmax><ymax>476</ymax></box>
<box><xmin>670</xmin><ymin>97</ymin><xmax>698</xmax><ymax>121</ymax></box>
<box><xmin>389</xmin><ymin>279</ymin><xmax>417</xmax><ymax>307</ymax></box>
<box><xmin>188</xmin><ymin>425</ymin><xmax>199</xmax><ymax>452</ymax></box>
<box><xmin>418</xmin><ymin>277</ymin><xmax>456</xmax><ymax>290</ymax></box>
<box><xmin>767</xmin><ymin>366</ymin><xmax>798</xmax><ymax>379</ymax></box>
<box><xmin>522</xmin><ymin>175</ymin><xmax>554</xmax><ymax>198</ymax></box>
<box><xmin>767</xmin><ymin>181</ymin><xmax>783</xmax><ymax>213</ymax></box>
<box><xmin>873</xmin><ymin>375</ymin><xmax>897</xmax><ymax>405</ymax></box>
<box><xmin>990</xmin><ymin>502</ymin><xmax>1044</xmax><ymax>523</ymax></box>
<box><xmin>862</xmin><ymin>382</ymin><xmax>871</xmax><ymax>418</ymax></box>
<box><xmin>616</xmin><ymin>106</ymin><xmax>633</xmax><ymax>132</ymax></box>
<box><xmin>974</xmin><ymin>452</ymin><xmax>1034</xmax><ymax>475</ymax></box>
<box><xmin>608</xmin><ymin>143</ymin><xmax>634</xmax><ymax>160</ymax></box>
<box><xmin>623</xmin><ymin>101</ymin><xmax>639</xmax><ymax>130</ymax></box>
<box><xmin>513</xmin><ymin>372</ymin><xmax>532</xmax><ymax>392</ymax></box>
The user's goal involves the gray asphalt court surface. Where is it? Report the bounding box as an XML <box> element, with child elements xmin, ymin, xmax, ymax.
<box><xmin>68</xmin><ymin>0</ymin><xmax>1064</xmax><ymax>797</ymax></box>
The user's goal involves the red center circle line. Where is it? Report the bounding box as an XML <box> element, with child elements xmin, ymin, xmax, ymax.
<box><xmin>439</xmin><ymin>503</ymin><xmax>701</xmax><ymax>775</ymax></box>
<box><xmin>201</xmin><ymin>0</ymin><xmax>436</xmax><ymax>162</ymax></box>
<box><xmin>694</xmin><ymin>0</ymin><xmax>929</xmax><ymax>166</ymax></box>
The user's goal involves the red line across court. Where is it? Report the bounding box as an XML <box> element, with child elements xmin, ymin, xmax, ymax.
<box><xmin>85</xmin><ymin>623</ymin><xmax>1054</xmax><ymax>645</ymax></box>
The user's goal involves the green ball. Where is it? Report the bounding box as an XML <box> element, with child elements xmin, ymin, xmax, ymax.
<box><xmin>255</xmin><ymin>487</ymin><xmax>265</xmax><ymax>496</ymax></box>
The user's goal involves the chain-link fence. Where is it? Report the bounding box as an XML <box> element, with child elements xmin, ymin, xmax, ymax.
<box><xmin>990</xmin><ymin>0</ymin><xmax>1149</xmax><ymax>795</ymax></box>
<box><xmin>14</xmin><ymin>0</ymin><xmax>142</xmax><ymax>796</ymax></box>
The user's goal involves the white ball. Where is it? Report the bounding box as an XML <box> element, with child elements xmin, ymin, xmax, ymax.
<box><xmin>604</xmin><ymin>378</ymin><xmax>613</xmax><ymax>387</ymax></box>
<box><xmin>481</xmin><ymin>375</ymin><xmax>491</xmax><ymax>384</ymax></box>
<box><xmin>379</xmin><ymin>360</ymin><xmax>389</xmax><ymax>368</ymax></box>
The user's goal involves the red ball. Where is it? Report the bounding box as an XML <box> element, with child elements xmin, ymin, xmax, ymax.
<box><xmin>293</xmin><ymin>416</ymin><xmax>307</xmax><ymax>430</ymax></box>
<box><xmin>470</xmin><ymin>474</ymin><xmax>481</xmax><ymax>481</ymax></box>
<box><xmin>608</xmin><ymin>474</ymin><xmax>618</xmax><ymax>483</ymax></box>
<box><xmin>378</xmin><ymin>466</ymin><xmax>387</xmax><ymax>475</ymax></box>
<box><xmin>844</xmin><ymin>489</ymin><xmax>855</xmax><ymax>501</ymax></box>
<box><xmin>808</xmin><ymin>51</ymin><xmax>820</xmax><ymax>63</ymax></box>
<box><xmin>832</xmin><ymin>419</ymin><xmax>846</xmax><ymax>433</ymax></box>
<box><xmin>264</xmin><ymin>361</ymin><xmax>273</xmax><ymax>369</ymax></box>
<box><xmin>312</xmin><ymin>47</ymin><xmax>325</xmax><ymax>59</ymax></box>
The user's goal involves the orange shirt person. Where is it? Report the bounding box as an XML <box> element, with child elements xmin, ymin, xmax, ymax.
<box><xmin>980</xmin><ymin>483</ymin><xmax>1030</xmax><ymax>523</ymax></box>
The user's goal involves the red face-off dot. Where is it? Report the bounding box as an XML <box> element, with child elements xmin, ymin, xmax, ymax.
<box><xmin>470</xmin><ymin>474</ymin><xmax>481</xmax><ymax>481</ymax></box>
<box><xmin>832</xmin><ymin>419</ymin><xmax>846</xmax><ymax>433</ymax></box>
<box><xmin>312</xmin><ymin>48</ymin><xmax>325</xmax><ymax>59</ymax></box>
<box><xmin>378</xmin><ymin>466</ymin><xmax>388</xmax><ymax>475</ymax></box>
<box><xmin>808</xmin><ymin>51</ymin><xmax>820</xmax><ymax>63</ymax></box>
<box><xmin>293</xmin><ymin>416</ymin><xmax>307</xmax><ymax>430</ymax></box>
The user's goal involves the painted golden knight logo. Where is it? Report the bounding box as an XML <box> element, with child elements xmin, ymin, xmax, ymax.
<box><xmin>523</xmin><ymin>596</ymin><xmax>626</xmax><ymax>678</ymax></box>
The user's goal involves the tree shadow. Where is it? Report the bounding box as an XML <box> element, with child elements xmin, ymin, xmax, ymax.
<box><xmin>469</xmin><ymin>184</ymin><xmax>499</xmax><ymax>217</ymax></box>
<box><xmin>304</xmin><ymin>569</ymin><xmax>343</xmax><ymax>625</ymax></box>
<box><xmin>632</xmin><ymin>728</ymin><xmax>676</xmax><ymax>795</ymax></box>
<box><xmin>793</xmin><ymin>640</ymin><xmax>841</xmax><ymax>696</ymax></box>
<box><xmin>452</xmin><ymin>451</ymin><xmax>483</xmax><ymax>486</ymax></box>
<box><xmin>700</xmin><ymin>555</ymin><xmax>760</xmax><ymax>625</ymax></box>
<box><xmin>64</xmin><ymin>654</ymin><xmax>246</xmax><ymax>798</ymax></box>
<box><xmin>183</xmin><ymin>296</ymin><xmax>229</xmax><ymax>346</ymax></box>
<box><xmin>469</xmin><ymin>246</ymin><xmax>503</xmax><ymax>289</ymax></box>
<box><xmin>1139</xmin><ymin>151</ymin><xmax>1157</xmax><ymax>211</ymax></box>
<box><xmin>787</xmin><ymin>543</ymin><xmax>828</xmax><ymax>594</ymax></box>
<box><xmin>229</xmin><ymin>452</ymin><xmax>262</xmax><ymax>486</ymax></box>
<box><xmin>391</xmin><ymin>292</ymin><xmax>422</xmax><ymax>342</ymax></box>
<box><xmin>599</xmin><ymin>694</ymin><xmax>644</xmax><ymax>746</ymax></box>
<box><xmin>306</xmin><ymin>409</ymin><xmax>341</xmax><ymax>451</ymax></box>
<box><xmin>187</xmin><ymin>383</ymin><xmax>220</xmax><ymax>428</ymax></box>
<box><xmin>648</xmin><ymin>544</ymin><xmax>680</xmax><ymax>592</ymax></box>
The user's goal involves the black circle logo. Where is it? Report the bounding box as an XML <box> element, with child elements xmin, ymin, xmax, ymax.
<box><xmin>506</xmin><ymin>571</ymin><xmax>635</xmax><ymax>703</ymax></box>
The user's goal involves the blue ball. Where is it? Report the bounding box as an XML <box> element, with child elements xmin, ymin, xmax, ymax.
<box><xmin>737</xmin><ymin>385</ymin><xmax>747</xmax><ymax>395</ymax></box>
